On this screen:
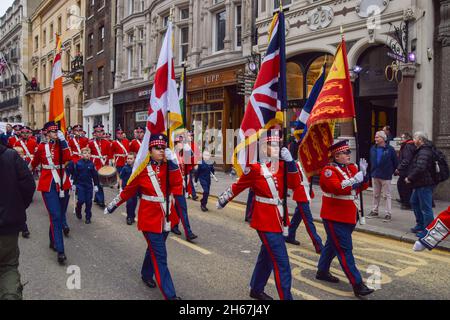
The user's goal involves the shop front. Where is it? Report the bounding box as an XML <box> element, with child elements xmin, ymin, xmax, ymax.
<box><xmin>186</xmin><ymin>65</ymin><xmax>245</xmax><ymax>169</ymax></box>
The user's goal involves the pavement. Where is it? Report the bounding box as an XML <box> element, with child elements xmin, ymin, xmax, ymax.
<box><xmin>18</xmin><ymin>185</ymin><xmax>450</xmax><ymax>300</ymax></box>
<box><xmin>199</xmin><ymin>171</ymin><xmax>450</xmax><ymax>251</ymax></box>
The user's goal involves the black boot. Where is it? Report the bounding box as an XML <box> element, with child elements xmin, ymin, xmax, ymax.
<box><xmin>85</xmin><ymin>219</ymin><xmax>91</xmax><ymax>224</ymax></box>
<box><xmin>57</xmin><ymin>253</ymin><xmax>67</xmax><ymax>265</ymax></box>
<box><xmin>201</xmin><ymin>205</ymin><xmax>208</xmax><ymax>212</ymax></box>
<box><xmin>316</xmin><ymin>271</ymin><xmax>340</xmax><ymax>283</ymax></box>
<box><xmin>63</xmin><ymin>226</ymin><xmax>70</xmax><ymax>237</ymax></box>
<box><xmin>249</xmin><ymin>290</ymin><xmax>273</xmax><ymax>300</ymax></box>
<box><xmin>353</xmin><ymin>283</ymin><xmax>375</xmax><ymax>297</ymax></box>
<box><xmin>285</xmin><ymin>238</ymin><xmax>300</xmax><ymax>246</ymax></box>
<box><xmin>22</xmin><ymin>230</ymin><xmax>30</xmax><ymax>239</ymax></box>
<box><xmin>142</xmin><ymin>277</ymin><xmax>156</xmax><ymax>288</ymax></box>
<box><xmin>171</xmin><ymin>227</ymin><xmax>182</xmax><ymax>235</ymax></box>
<box><xmin>186</xmin><ymin>233</ymin><xmax>198</xmax><ymax>242</ymax></box>
<box><xmin>126</xmin><ymin>217</ymin><xmax>134</xmax><ymax>225</ymax></box>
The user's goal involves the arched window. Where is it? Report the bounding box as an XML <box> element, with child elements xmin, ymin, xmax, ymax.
<box><xmin>306</xmin><ymin>54</ymin><xmax>333</xmax><ymax>97</ymax></box>
<box><xmin>286</xmin><ymin>62</ymin><xmax>303</xmax><ymax>100</ymax></box>
<box><xmin>65</xmin><ymin>98</ymin><xmax>71</xmax><ymax>126</ymax></box>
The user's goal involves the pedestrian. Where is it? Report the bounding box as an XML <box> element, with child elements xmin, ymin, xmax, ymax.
<box><xmin>285</xmin><ymin>160</ymin><xmax>323</xmax><ymax>254</ymax></box>
<box><xmin>195</xmin><ymin>150</ymin><xmax>215</xmax><ymax>212</ymax></box>
<box><xmin>367</xmin><ymin>130</ymin><xmax>398</xmax><ymax>222</ymax></box>
<box><xmin>68</xmin><ymin>148</ymin><xmax>100</xmax><ymax>224</ymax></box>
<box><xmin>413</xmin><ymin>206</ymin><xmax>450</xmax><ymax>251</ymax></box>
<box><xmin>0</xmin><ymin>123</ymin><xmax>13</xmax><ymax>147</ymax></box>
<box><xmin>406</xmin><ymin>131</ymin><xmax>436</xmax><ymax>235</ymax></box>
<box><xmin>216</xmin><ymin>129</ymin><xmax>300</xmax><ymax>300</ymax></box>
<box><xmin>0</xmin><ymin>141</ymin><xmax>35</xmax><ymax>300</ymax></box>
<box><xmin>105</xmin><ymin>134</ymin><xmax>185</xmax><ymax>300</ymax></box>
<box><xmin>395</xmin><ymin>133</ymin><xmax>416</xmax><ymax>210</ymax></box>
<box><xmin>30</xmin><ymin>122</ymin><xmax>72</xmax><ymax>265</ymax></box>
<box><xmin>119</xmin><ymin>153</ymin><xmax>138</xmax><ymax>225</ymax></box>
<box><xmin>383</xmin><ymin>126</ymin><xmax>394</xmax><ymax>144</ymax></box>
<box><xmin>316</xmin><ymin>140</ymin><xmax>374</xmax><ymax>297</ymax></box>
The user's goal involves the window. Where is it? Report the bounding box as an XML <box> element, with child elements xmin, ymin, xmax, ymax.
<box><xmin>274</xmin><ymin>0</ymin><xmax>291</xmax><ymax>10</ymax></box>
<box><xmin>57</xmin><ymin>16</ymin><xmax>62</xmax><ymax>35</ymax></box>
<box><xmin>42</xmin><ymin>63</ymin><xmax>46</xmax><ymax>88</ymax></box>
<box><xmin>50</xmin><ymin>23</ymin><xmax>54</xmax><ymax>41</ymax></box>
<box><xmin>88</xmin><ymin>0</ymin><xmax>95</xmax><ymax>17</ymax></box>
<box><xmin>127</xmin><ymin>47</ymin><xmax>133</xmax><ymax>79</ymax></box>
<box><xmin>34</xmin><ymin>36</ymin><xmax>39</xmax><ymax>51</ymax></box>
<box><xmin>98</xmin><ymin>26</ymin><xmax>105</xmax><ymax>52</ymax></box>
<box><xmin>180</xmin><ymin>27</ymin><xmax>188</xmax><ymax>63</ymax></box>
<box><xmin>138</xmin><ymin>44</ymin><xmax>144</xmax><ymax>76</ymax></box>
<box><xmin>140</xmin><ymin>0</ymin><xmax>145</xmax><ymax>12</ymax></box>
<box><xmin>180</xmin><ymin>8</ymin><xmax>189</xmax><ymax>20</ymax></box>
<box><xmin>128</xmin><ymin>32</ymin><xmax>134</xmax><ymax>44</ymax></box>
<box><xmin>163</xmin><ymin>15</ymin><xmax>169</xmax><ymax>28</ymax></box>
<box><xmin>66</xmin><ymin>49</ymin><xmax>71</xmax><ymax>70</ymax></box>
<box><xmin>215</xmin><ymin>11</ymin><xmax>226</xmax><ymax>52</ymax></box>
<box><xmin>42</xmin><ymin>28</ymin><xmax>46</xmax><ymax>47</ymax></box>
<box><xmin>87</xmin><ymin>71</ymin><xmax>93</xmax><ymax>98</ymax></box>
<box><xmin>139</xmin><ymin>28</ymin><xmax>144</xmax><ymax>40</ymax></box>
<box><xmin>235</xmin><ymin>5</ymin><xmax>242</xmax><ymax>49</ymax></box>
<box><xmin>98</xmin><ymin>66</ymin><xmax>104</xmax><ymax>96</ymax></box>
<box><xmin>88</xmin><ymin>33</ymin><xmax>94</xmax><ymax>56</ymax></box>
<box><xmin>128</xmin><ymin>0</ymin><xmax>134</xmax><ymax>15</ymax></box>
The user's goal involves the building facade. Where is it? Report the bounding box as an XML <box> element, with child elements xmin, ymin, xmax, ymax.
<box><xmin>25</xmin><ymin>0</ymin><xmax>85</xmax><ymax>130</ymax></box>
<box><xmin>255</xmin><ymin>0</ymin><xmax>449</xmax><ymax>199</ymax></box>
<box><xmin>83</xmin><ymin>0</ymin><xmax>116</xmax><ymax>137</ymax></box>
<box><xmin>0</xmin><ymin>0</ymin><xmax>40</xmax><ymax>124</ymax></box>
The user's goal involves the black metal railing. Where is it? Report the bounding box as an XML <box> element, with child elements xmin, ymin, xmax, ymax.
<box><xmin>0</xmin><ymin>97</ymin><xmax>19</xmax><ymax>110</ymax></box>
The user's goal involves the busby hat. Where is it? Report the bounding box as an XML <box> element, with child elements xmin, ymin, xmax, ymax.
<box><xmin>21</xmin><ymin>126</ymin><xmax>33</xmax><ymax>133</ymax></box>
<box><xmin>260</xmin><ymin>129</ymin><xmax>282</xmax><ymax>144</ymax></box>
<box><xmin>329</xmin><ymin>140</ymin><xmax>350</xmax><ymax>157</ymax></box>
<box><xmin>13</xmin><ymin>124</ymin><xmax>23</xmax><ymax>131</ymax></box>
<box><xmin>43</xmin><ymin>121</ymin><xmax>59</xmax><ymax>132</ymax></box>
<box><xmin>149</xmin><ymin>134</ymin><xmax>168</xmax><ymax>148</ymax></box>
<box><xmin>93</xmin><ymin>124</ymin><xmax>104</xmax><ymax>131</ymax></box>
<box><xmin>73</xmin><ymin>124</ymin><xmax>83</xmax><ymax>130</ymax></box>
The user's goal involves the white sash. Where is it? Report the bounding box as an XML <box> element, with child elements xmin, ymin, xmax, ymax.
<box><xmin>44</xmin><ymin>143</ymin><xmax>67</xmax><ymax>192</ymax></box>
<box><xmin>297</xmin><ymin>161</ymin><xmax>311</xmax><ymax>202</ymax></box>
<box><xmin>332</xmin><ymin>164</ymin><xmax>361</xmax><ymax>211</ymax></box>
<box><xmin>147</xmin><ymin>164</ymin><xmax>168</xmax><ymax>216</ymax></box>
<box><xmin>137</xmin><ymin>140</ymin><xmax>142</xmax><ymax>147</ymax></box>
<box><xmin>73</xmin><ymin>137</ymin><xmax>82</xmax><ymax>154</ymax></box>
<box><xmin>93</xmin><ymin>140</ymin><xmax>106</xmax><ymax>166</ymax></box>
<box><xmin>116</xmin><ymin>140</ymin><xmax>128</xmax><ymax>155</ymax></box>
<box><xmin>260</xmin><ymin>163</ymin><xmax>285</xmax><ymax>222</ymax></box>
<box><xmin>20</xmin><ymin>140</ymin><xmax>33</xmax><ymax>160</ymax></box>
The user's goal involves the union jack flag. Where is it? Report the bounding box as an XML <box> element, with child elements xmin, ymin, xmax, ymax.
<box><xmin>233</xmin><ymin>11</ymin><xmax>287</xmax><ymax>176</ymax></box>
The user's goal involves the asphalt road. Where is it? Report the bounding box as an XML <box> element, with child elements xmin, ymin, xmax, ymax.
<box><xmin>18</xmin><ymin>188</ymin><xmax>450</xmax><ymax>300</ymax></box>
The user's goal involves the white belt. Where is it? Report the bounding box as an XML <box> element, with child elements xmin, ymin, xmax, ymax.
<box><xmin>255</xmin><ymin>196</ymin><xmax>283</xmax><ymax>206</ymax></box>
<box><xmin>114</xmin><ymin>154</ymin><xmax>127</xmax><ymax>157</ymax></box>
<box><xmin>141</xmin><ymin>195</ymin><xmax>165</xmax><ymax>203</ymax></box>
<box><xmin>91</xmin><ymin>155</ymin><xmax>106</xmax><ymax>159</ymax></box>
<box><xmin>42</xmin><ymin>164</ymin><xmax>66</xmax><ymax>170</ymax></box>
<box><xmin>323</xmin><ymin>192</ymin><xmax>357</xmax><ymax>201</ymax></box>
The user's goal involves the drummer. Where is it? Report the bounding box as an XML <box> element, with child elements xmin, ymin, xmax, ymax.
<box><xmin>89</xmin><ymin>124</ymin><xmax>112</xmax><ymax>208</ymax></box>
<box><xmin>111</xmin><ymin>128</ymin><xmax>130</xmax><ymax>177</ymax></box>
<box><xmin>130</xmin><ymin>126</ymin><xmax>145</xmax><ymax>154</ymax></box>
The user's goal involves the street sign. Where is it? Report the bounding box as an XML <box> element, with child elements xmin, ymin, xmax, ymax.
<box><xmin>387</xmin><ymin>51</ymin><xmax>406</xmax><ymax>63</ymax></box>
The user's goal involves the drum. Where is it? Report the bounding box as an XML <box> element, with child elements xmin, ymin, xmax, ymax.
<box><xmin>98</xmin><ymin>166</ymin><xmax>118</xmax><ymax>187</ymax></box>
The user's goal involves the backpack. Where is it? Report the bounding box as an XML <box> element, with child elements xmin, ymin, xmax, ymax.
<box><xmin>432</xmin><ymin>146</ymin><xmax>449</xmax><ymax>184</ymax></box>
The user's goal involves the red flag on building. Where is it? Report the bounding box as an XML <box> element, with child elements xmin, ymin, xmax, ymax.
<box><xmin>299</xmin><ymin>39</ymin><xmax>355</xmax><ymax>176</ymax></box>
<box><xmin>48</xmin><ymin>35</ymin><xmax>66</xmax><ymax>132</ymax></box>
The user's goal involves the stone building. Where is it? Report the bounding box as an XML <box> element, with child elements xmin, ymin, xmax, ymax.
<box><xmin>254</xmin><ymin>0</ymin><xmax>449</xmax><ymax>199</ymax></box>
<box><xmin>0</xmin><ymin>0</ymin><xmax>40</xmax><ymax>124</ymax></box>
<box><xmin>25</xmin><ymin>0</ymin><xmax>85</xmax><ymax>130</ymax></box>
<box><xmin>82</xmin><ymin>0</ymin><xmax>116</xmax><ymax>137</ymax></box>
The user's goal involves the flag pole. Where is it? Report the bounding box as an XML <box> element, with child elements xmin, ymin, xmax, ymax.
<box><xmin>341</xmin><ymin>26</ymin><xmax>366</xmax><ymax>225</ymax></box>
<box><xmin>182</xmin><ymin>63</ymin><xmax>188</xmax><ymax>194</ymax></box>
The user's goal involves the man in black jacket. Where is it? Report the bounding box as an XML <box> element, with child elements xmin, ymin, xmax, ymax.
<box><xmin>395</xmin><ymin>133</ymin><xmax>416</xmax><ymax>209</ymax></box>
<box><xmin>405</xmin><ymin>132</ymin><xmax>435</xmax><ymax>235</ymax></box>
<box><xmin>0</xmin><ymin>144</ymin><xmax>36</xmax><ymax>300</ymax></box>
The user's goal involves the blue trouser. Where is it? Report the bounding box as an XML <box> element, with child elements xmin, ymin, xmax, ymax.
<box><xmin>189</xmin><ymin>171</ymin><xmax>197</xmax><ymax>198</ymax></box>
<box><xmin>410</xmin><ymin>186</ymin><xmax>434</xmax><ymax>231</ymax></box>
<box><xmin>318</xmin><ymin>219</ymin><xmax>362</xmax><ymax>286</ymax></box>
<box><xmin>94</xmin><ymin>185</ymin><xmax>105</xmax><ymax>204</ymax></box>
<box><xmin>287</xmin><ymin>202</ymin><xmax>323</xmax><ymax>253</ymax></box>
<box><xmin>126</xmin><ymin>196</ymin><xmax>138</xmax><ymax>220</ymax></box>
<box><xmin>173</xmin><ymin>195</ymin><xmax>193</xmax><ymax>237</ymax></box>
<box><xmin>42</xmin><ymin>183</ymin><xmax>70</xmax><ymax>254</ymax></box>
<box><xmin>76</xmin><ymin>184</ymin><xmax>93</xmax><ymax>220</ymax></box>
<box><xmin>116</xmin><ymin>166</ymin><xmax>124</xmax><ymax>175</ymax></box>
<box><xmin>141</xmin><ymin>232</ymin><xmax>177</xmax><ymax>300</ymax></box>
<box><xmin>245</xmin><ymin>190</ymin><xmax>255</xmax><ymax>222</ymax></box>
<box><xmin>250</xmin><ymin>231</ymin><xmax>293</xmax><ymax>300</ymax></box>
<box><xmin>199</xmin><ymin>178</ymin><xmax>210</xmax><ymax>207</ymax></box>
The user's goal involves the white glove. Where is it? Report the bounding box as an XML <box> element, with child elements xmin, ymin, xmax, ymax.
<box><xmin>164</xmin><ymin>148</ymin><xmax>176</xmax><ymax>161</ymax></box>
<box><xmin>119</xmin><ymin>188</ymin><xmax>123</xmax><ymax>193</ymax></box>
<box><xmin>57</xmin><ymin>130</ymin><xmax>66</xmax><ymax>141</ymax></box>
<box><xmin>359</xmin><ymin>158</ymin><xmax>368</xmax><ymax>176</ymax></box>
<box><xmin>354</xmin><ymin>171</ymin><xmax>364</xmax><ymax>183</ymax></box>
<box><xmin>280</xmin><ymin>147</ymin><xmax>293</xmax><ymax>162</ymax></box>
<box><xmin>94</xmin><ymin>186</ymin><xmax>99</xmax><ymax>193</ymax></box>
<box><xmin>413</xmin><ymin>241</ymin><xmax>426</xmax><ymax>252</ymax></box>
<box><xmin>71</xmin><ymin>185</ymin><xmax>76</xmax><ymax>192</ymax></box>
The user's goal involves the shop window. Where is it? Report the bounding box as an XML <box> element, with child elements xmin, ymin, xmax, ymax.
<box><xmin>189</xmin><ymin>91</ymin><xmax>204</xmax><ymax>104</ymax></box>
<box><xmin>287</xmin><ymin>62</ymin><xmax>303</xmax><ymax>100</ymax></box>
<box><xmin>306</xmin><ymin>54</ymin><xmax>333</xmax><ymax>97</ymax></box>
<box><xmin>206</xmin><ymin>88</ymin><xmax>224</xmax><ymax>101</ymax></box>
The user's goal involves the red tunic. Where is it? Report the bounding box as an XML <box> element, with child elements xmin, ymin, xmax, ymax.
<box><xmin>111</xmin><ymin>138</ymin><xmax>130</xmax><ymax>167</ymax></box>
<box><xmin>117</xmin><ymin>161</ymin><xmax>183</xmax><ymax>233</ymax></box>
<box><xmin>88</xmin><ymin>139</ymin><xmax>112</xmax><ymax>170</ymax></box>
<box><xmin>68</xmin><ymin>136</ymin><xmax>89</xmax><ymax>162</ymax></box>
<box><xmin>319</xmin><ymin>163</ymin><xmax>369</xmax><ymax>225</ymax></box>
<box><xmin>129</xmin><ymin>139</ymin><xmax>143</xmax><ymax>154</ymax></box>
<box><xmin>13</xmin><ymin>138</ymin><xmax>38</xmax><ymax>164</ymax></box>
<box><xmin>292</xmin><ymin>161</ymin><xmax>315</xmax><ymax>203</ymax></box>
<box><xmin>426</xmin><ymin>207</ymin><xmax>450</xmax><ymax>236</ymax></box>
<box><xmin>31</xmin><ymin>141</ymin><xmax>72</xmax><ymax>192</ymax></box>
<box><xmin>8</xmin><ymin>136</ymin><xmax>19</xmax><ymax>148</ymax></box>
<box><xmin>228</xmin><ymin>162</ymin><xmax>300</xmax><ymax>233</ymax></box>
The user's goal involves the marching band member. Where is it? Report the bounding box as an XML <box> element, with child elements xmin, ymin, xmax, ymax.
<box><xmin>129</xmin><ymin>126</ymin><xmax>145</xmax><ymax>154</ymax></box>
<box><xmin>111</xmin><ymin>128</ymin><xmax>129</xmax><ymax>176</ymax></box>
<box><xmin>316</xmin><ymin>140</ymin><xmax>374</xmax><ymax>297</ymax></box>
<box><xmin>68</xmin><ymin>124</ymin><xmax>89</xmax><ymax>163</ymax></box>
<box><xmin>285</xmin><ymin>161</ymin><xmax>323</xmax><ymax>253</ymax></box>
<box><xmin>89</xmin><ymin>124</ymin><xmax>111</xmax><ymax>208</ymax></box>
<box><xmin>119</xmin><ymin>153</ymin><xmax>138</xmax><ymax>225</ymax></box>
<box><xmin>8</xmin><ymin>124</ymin><xmax>23</xmax><ymax>148</ymax></box>
<box><xmin>413</xmin><ymin>206</ymin><xmax>450</xmax><ymax>251</ymax></box>
<box><xmin>105</xmin><ymin>134</ymin><xmax>184</xmax><ymax>300</ymax></box>
<box><xmin>171</xmin><ymin>136</ymin><xmax>197</xmax><ymax>241</ymax></box>
<box><xmin>216</xmin><ymin>130</ymin><xmax>300</xmax><ymax>300</ymax></box>
<box><xmin>31</xmin><ymin>121</ymin><xmax>72</xmax><ymax>264</ymax></box>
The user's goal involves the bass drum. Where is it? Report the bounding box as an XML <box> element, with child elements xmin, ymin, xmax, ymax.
<box><xmin>98</xmin><ymin>166</ymin><xmax>118</xmax><ymax>187</ymax></box>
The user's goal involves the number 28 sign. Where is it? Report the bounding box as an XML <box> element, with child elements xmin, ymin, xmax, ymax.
<box><xmin>307</xmin><ymin>6</ymin><xmax>334</xmax><ymax>31</ymax></box>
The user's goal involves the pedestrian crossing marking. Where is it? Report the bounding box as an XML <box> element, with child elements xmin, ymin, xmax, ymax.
<box><xmin>394</xmin><ymin>266</ymin><xmax>418</xmax><ymax>277</ymax></box>
<box><xmin>169</xmin><ymin>236</ymin><xmax>212</xmax><ymax>255</ymax></box>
